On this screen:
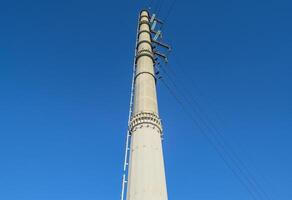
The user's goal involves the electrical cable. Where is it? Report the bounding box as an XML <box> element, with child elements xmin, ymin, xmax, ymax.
<box><xmin>159</xmin><ymin>63</ymin><xmax>272</xmax><ymax>200</ymax></box>
<box><xmin>156</xmin><ymin>0</ymin><xmax>165</xmax><ymax>16</ymax></box>
<box><xmin>159</xmin><ymin>77</ymin><xmax>261</xmax><ymax>200</ymax></box>
<box><xmin>150</xmin><ymin>2</ymin><xmax>272</xmax><ymax>199</ymax></box>
<box><xmin>161</xmin><ymin>60</ymin><xmax>273</xmax><ymax>200</ymax></box>
<box><xmin>161</xmin><ymin>0</ymin><xmax>177</xmax><ymax>28</ymax></box>
<box><xmin>153</xmin><ymin>0</ymin><xmax>161</xmax><ymax>14</ymax></box>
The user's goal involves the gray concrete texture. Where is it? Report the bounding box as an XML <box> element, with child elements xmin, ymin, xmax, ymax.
<box><xmin>126</xmin><ymin>10</ymin><xmax>168</xmax><ymax>200</ymax></box>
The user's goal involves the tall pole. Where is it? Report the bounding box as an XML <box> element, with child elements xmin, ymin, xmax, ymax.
<box><xmin>126</xmin><ymin>10</ymin><xmax>168</xmax><ymax>200</ymax></box>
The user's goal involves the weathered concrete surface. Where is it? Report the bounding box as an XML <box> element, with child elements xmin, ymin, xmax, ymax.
<box><xmin>126</xmin><ymin>10</ymin><xmax>168</xmax><ymax>200</ymax></box>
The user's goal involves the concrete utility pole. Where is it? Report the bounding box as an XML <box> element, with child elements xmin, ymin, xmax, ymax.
<box><xmin>124</xmin><ymin>10</ymin><xmax>169</xmax><ymax>200</ymax></box>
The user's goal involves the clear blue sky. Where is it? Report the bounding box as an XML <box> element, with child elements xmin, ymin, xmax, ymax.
<box><xmin>0</xmin><ymin>0</ymin><xmax>291</xmax><ymax>199</ymax></box>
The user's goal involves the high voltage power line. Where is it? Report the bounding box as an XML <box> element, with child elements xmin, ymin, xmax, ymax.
<box><xmin>159</xmin><ymin>63</ymin><xmax>272</xmax><ymax>200</ymax></box>
<box><xmin>160</xmin><ymin>77</ymin><xmax>262</xmax><ymax>200</ymax></box>
<box><xmin>122</xmin><ymin>2</ymin><xmax>274</xmax><ymax>199</ymax></box>
<box><xmin>146</xmin><ymin>1</ymin><xmax>274</xmax><ymax>199</ymax></box>
<box><xmin>148</xmin><ymin>0</ymin><xmax>177</xmax><ymax>22</ymax></box>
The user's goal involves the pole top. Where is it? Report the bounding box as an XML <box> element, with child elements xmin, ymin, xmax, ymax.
<box><xmin>140</xmin><ymin>9</ymin><xmax>149</xmax><ymax>17</ymax></box>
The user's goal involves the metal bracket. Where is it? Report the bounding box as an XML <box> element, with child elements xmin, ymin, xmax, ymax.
<box><xmin>150</xmin><ymin>13</ymin><xmax>164</xmax><ymax>24</ymax></box>
<box><xmin>154</xmin><ymin>51</ymin><xmax>168</xmax><ymax>63</ymax></box>
<box><xmin>152</xmin><ymin>40</ymin><xmax>171</xmax><ymax>50</ymax></box>
<box><xmin>155</xmin><ymin>18</ymin><xmax>164</xmax><ymax>24</ymax></box>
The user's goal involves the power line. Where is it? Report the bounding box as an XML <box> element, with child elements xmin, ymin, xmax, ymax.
<box><xmin>163</xmin><ymin>0</ymin><xmax>177</xmax><ymax>25</ymax></box>
<box><xmin>149</xmin><ymin>0</ymin><xmax>177</xmax><ymax>26</ymax></box>
<box><xmin>153</xmin><ymin>0</ymin><xmax>161</xmax><ymax>14</ymax></box>
<box><xmin>150</xmin><ymin>3</ymin><xmax>273</xmax><ymax>199</ymax></box>
<box><xmin>160</xmin><ymin>77</ymin><xmax>261</xmax><ymax>200</ymax></box>
<box><xmin>160</xmin><ymin>63</ymin><xmax>274</xmax><ymax>200</ymax></box>
<box><xmin>160</xmin><ymin>61</ymin><xmax>273</xmax><ymax>200</ymax></box>
<box><xmin>156</xmin><ymin>0</ymin><xmax>165</xmax><ymax>16</ymax></box>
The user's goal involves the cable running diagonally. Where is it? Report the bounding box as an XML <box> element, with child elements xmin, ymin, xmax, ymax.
<box><xmin>160</xmin><ymin>0</ymin><xmax>177</xmax><ymax>29</ymax></box>
<box><xmin>159</xmin><ymin>77</ymin><xmax>260</xmax><ymax>200</ymax></box>
<box><xmin>148</xmin><ymin>2</ymin><xmax>273</xmax><ymax>199</ymax></box>
<box><xmin>156</xmin><ymin>0</ymin><xmax>165</xmax><ymax>16</ymax></box>
<box><xmin>160</xmin><ymin>62</ymin><xmax>273</xmax><ymax>200</ymax></box>
<box><xmin>158</xmin><ymin>63</ymin><xmax>273</xmax><ymax>200</ymax></box>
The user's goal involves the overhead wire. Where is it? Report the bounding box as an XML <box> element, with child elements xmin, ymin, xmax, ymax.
<box><xmin>161</xmin><ymin>0</ymin><xmax>177</xmax><ymax>29</ymax></box>
<box><xmin>153</xmin><ymin>0</ymin><xmax>162</xmax><ymax>15</ymax></box>
<box><xmin>156</xmin><ymin>0</ymin><xmax>165</xmax><ymax>16</ymax></box>
<box><xmin>159</xmin><ymin>63</ymin><xmax>272</xmax><ymax>200</ymax></box>
<box><xmin>159</xmin><ymin>77</ymin><xmax>261</xmax><ymax>200</ymax></box>
<box><xmin>160</xmin><ymin>42</ymin><xmax>273</xmax><ymax>200</ymax></box>
<box><xmin>159</xmin><ymin>8</ymin><xmax>272</xmax><ymax>200</ymax></box>
<box><xmin>150</xmin><ymin>1</ymin><xmax>273</xmax><ymax>200</ymax></box>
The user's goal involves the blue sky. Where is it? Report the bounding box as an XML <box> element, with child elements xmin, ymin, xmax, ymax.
<box><xmin>0</xmin><ymin>0</ymin><xmax>291</xmax><ymax>199</ymax></box>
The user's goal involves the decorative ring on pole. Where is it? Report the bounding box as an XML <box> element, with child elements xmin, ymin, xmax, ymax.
<box><xmin>129</xmin><ymin>112</ymin><xmax>163</xmax><ymax>135</ymax></box>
